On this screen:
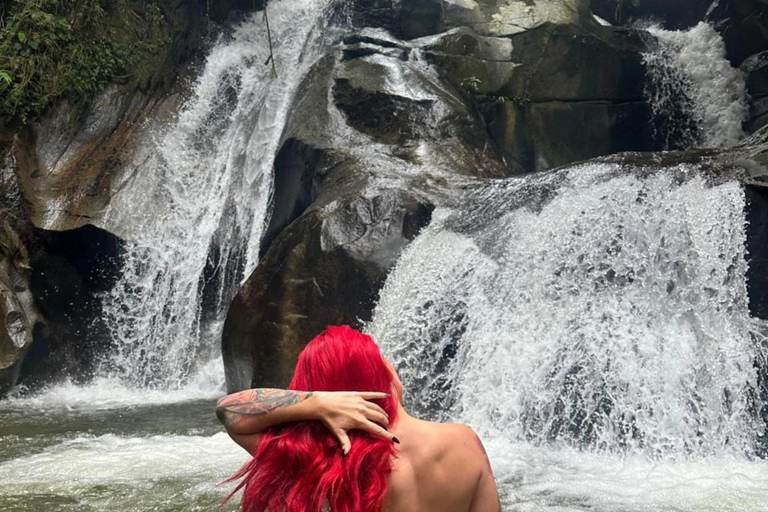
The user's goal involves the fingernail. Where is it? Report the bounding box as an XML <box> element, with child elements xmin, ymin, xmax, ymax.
<box><xmin>392</xmin><ymin>437</ymin><xmax>400</xmax><ymax>444</ymax></box>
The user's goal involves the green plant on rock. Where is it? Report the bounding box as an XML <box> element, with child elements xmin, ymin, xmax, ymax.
<box><xmin>460</xmin><ymin>76</ymin><xmax>482</xmax><ymax>94</ymax></box>
<box><xmin>0</xmin><ymin>0</ymin><xmax>173</xmax><ymax>123</ymax></box>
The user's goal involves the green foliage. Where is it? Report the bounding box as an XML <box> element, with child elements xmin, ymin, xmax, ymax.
<box><xmin>0</xmin><ymin>0</ymin><xmax>173</xmax><ymax>123</ymax></box>
<box><xmin>460</xmin><ymin>76</ymin><xmax>482</xmax><ymax>94</ymax></box>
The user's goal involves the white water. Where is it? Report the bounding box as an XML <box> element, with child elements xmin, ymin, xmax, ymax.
<box><xmin>1</xmin><ymin>359</ymin><xmax>224</xmax><ymax>410</ymax></box>
<box><xmin>0</xmin><ymin>431</ymin><xmax>248</xmax><ymax>511</ymax></box>
<box><xmin>94</xmin><ymin>0</ymin><xmax>340</xmax><ymax>391</ymax></box>
<box><xmin>491</xmin><ymin>440</ymin><xmax>768</xmax><ymax>511</ymax></box>
<box><xmin>642</xmin><ymin>22</ymin><xmax>748</xmax><ymax>149</ymax></box>
<box><xmin>369</xmin><ymin>163</ymin><xmax>768</xmax><ymax>508</ymax></box>
<box><xmin>0</xmin><ymin>433</ymin><xmax>246</xmax><ymax>488</ymax></box>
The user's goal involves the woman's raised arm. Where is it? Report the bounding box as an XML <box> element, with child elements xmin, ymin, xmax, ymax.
<box><xmin>216</xmin><ymin>389</ymin><xmax>398</xmax><ymax>454</ymax></box>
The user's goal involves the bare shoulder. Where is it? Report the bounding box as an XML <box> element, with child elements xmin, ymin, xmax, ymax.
<box><xmin>415</xmin><ymin>421</ymin><xmax>487</xmax><ymax>466</ymax></box>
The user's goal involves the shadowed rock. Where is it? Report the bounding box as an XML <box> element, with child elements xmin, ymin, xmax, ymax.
<box><xmin>421</xmin><ymin>23</ymin><xmax>655</xmax><ymax>172</ymax></box>
<box><xmin>743</xmin><ymin>51</ymin><xmax>768</xmax><ymax>133</ymax></box>
<box><xmin>709</xmin><ymin>0</ymin><xmax>768</xmax><ymax>67</ymax></box>
<box><xmin>0</xmin><ymin>218</ymin><xmax>40</xmax><ymax>395</ymax></box>
<box><xmin>222</xmin><ymin>33</ymin><xmax>506</xmax><ymax>391</ymax></box>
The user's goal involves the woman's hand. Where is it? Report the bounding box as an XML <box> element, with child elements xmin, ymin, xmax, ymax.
<box><xmin>310</xmin><ymin>391</ymin><xmax>399</xmax><ymax>455</ymax></box>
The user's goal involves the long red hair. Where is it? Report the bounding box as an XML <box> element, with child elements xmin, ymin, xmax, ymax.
<box><xmin>227</xmin><ymin>325</ymin><xmax>398</xmax><ymax>512</ymax></box>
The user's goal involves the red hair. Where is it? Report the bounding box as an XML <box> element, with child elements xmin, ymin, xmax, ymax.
<box><xmin>227</xmin><ymin>325</ymin><xmax>398</xmax><ymax>512</ymax></box>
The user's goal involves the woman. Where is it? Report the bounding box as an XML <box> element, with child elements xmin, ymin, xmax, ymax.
<box><xmin>217</xmin><ymin>325</ymin><xmax>500</xmax><ymax>512</ymax></box>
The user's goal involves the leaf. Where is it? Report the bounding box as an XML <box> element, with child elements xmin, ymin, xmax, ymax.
<box><xmin>18</xmin><ymin>31</ymin><xmax>27</xmax><ymax>42</ymax></box>
<box><xmin>0</xmin><ymin>71</ymin><xmax>12</xmax><ymax>84</ymax></box>
<box><xmin>631</xmin><ymin>0</ymin><xmax>640</xmax><ymax>7</ymax></box>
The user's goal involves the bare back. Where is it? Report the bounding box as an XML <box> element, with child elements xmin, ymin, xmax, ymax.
<box><xmin>383</xmin><ymin>416</ymin><xmax>500</xmax><ymax>512</ymax></box>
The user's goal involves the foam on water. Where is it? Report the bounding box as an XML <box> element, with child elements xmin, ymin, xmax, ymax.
<box><xmin>2</xmin><ymin>359</ymin><xmax>225</xmax><ymax>410</ymax></box>
<box><xmin>490</xmin><ymin>439</ymin><xmax>768</xmax><ymax>512</ymax></box>
<box><xmin>0</xmin><ymin>432</ymin><xmax>245</xmax><ymax>486</ymax></box>
<box><xmin>642</xmin><ymin>22</ymin><xmax>748</xmax><ymax>149</ymax></box>
<box><xmin>0</xmin><ymin>432</ymin><xmax>248</xmax><ymax>511</ymax></box>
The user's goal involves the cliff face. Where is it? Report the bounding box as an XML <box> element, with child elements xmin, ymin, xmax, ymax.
<box><xmin>1</xmin><ymin>0</ymin><xmax>768</xmax><ymax>395</ymax></box>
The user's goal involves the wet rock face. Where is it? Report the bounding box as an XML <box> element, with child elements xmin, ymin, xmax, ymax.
<box><xmin>401</xmin><ymin>0</ymin><xmax>590</xmax><ymax>40</ymax></box>
<box><xmin>0</xmin><ymin>220</ymin><xmax>39</xmax><ymax>395</ymax></box>
<box><xmin>746</xmin><ymin>184</ymin><xmax>768</xmax><ymax>319</ymax></box>
<box><xmin>222</xmin><ymin>33</ymin><xmax>505</xmax><ymax>391</ymax></box>
<box><xmin>12</xmin><ymin>84</ymin><xmax>185</xmax><ymax>231</ymax></box>
<box><xmin>442</xmin><ymin>0</ymin><xmax>590</xmax><ymax>37</ymax></box>
<box><xmin>709</xmin><ymin>0</ymin><xmax>768</xmax><ymax>66</ymax></box>
<box><xmin>591</xmin><ymin>0</ymin><xmax>713</xmax><ymax>29</ymax></box>
<box><xmin>423</xmin><ymin>24</ymin><xmax>655</xmax><ymax>172</ymax></box>
<box><xmin>0</xmin><ymin>204</ymin><xmax>125</xmax><ymax>395</ymax></box>
<box><xmin>223</xmin><ymin>177</ymin><xmax>434</xmax><ymax>390</ymax></box>
<box><xmin>743</xmin><ymin>51</ymin><xmax>768</xmax><ymax>133</ymax></box>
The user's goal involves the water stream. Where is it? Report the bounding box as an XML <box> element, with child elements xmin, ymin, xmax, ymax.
<box><xmin>96</xmin><ymin>0</ymin><xmax>340</xmax><ymax>390</ymax></box>
<box><xmin>1</xmin><ymin>12</ymin><xmax>766</xmax><ymax>512</ymax></box>
<box><xmin>368</xmin><ymin>163</ymin><xmax>768</xmax><ymax>510</ymax></box>
<box><xmin>0</xmin><ymin>0</ymin><xmax>340</xmax><ymax>509</ymax></box>
<box><xmin>642</xmin><ymin>22</ymin><xmax>748</xmax><ymax>149</ymax></box>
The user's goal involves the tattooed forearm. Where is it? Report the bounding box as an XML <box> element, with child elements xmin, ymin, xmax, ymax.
<box><xmin>216</xmin><ymin>389</ymin><xmax>314</xmax><ymax>428</ymax></box>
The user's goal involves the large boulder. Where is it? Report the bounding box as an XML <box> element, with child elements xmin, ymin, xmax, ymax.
<box><xmin>743</xmin><ymin>51</ymin><xmax>768</xmax><ymax>133</ymax></box>
<box><xmin>223</xmin><ymin>170</ymin><xmax>434</xmax><ymax>390</ymax></box>
<box><xmin>402</xmin><ymin>0</ymin><xmax>591</xmax><ymax>39</ymax></box>
<box><xmin>709</xmin><ymin>0</ymin><xmax>768</xmax><ymax>66</ymax></box>
<box><xmin>222</xmin><ymin>32</ymin><xmax>507</xmax><ymax>391</ymax></box>
<box><xmin>0</xmin><ymin>218</ymin><xmax>39</xmax><ymax>395</ymax></box>
<box><xmin>421</xmin><ymin>23</ymin><xmax>654</xmax><ymax>172</ymax></box>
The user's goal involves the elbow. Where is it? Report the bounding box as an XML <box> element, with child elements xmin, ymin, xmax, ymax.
<box><xmin>215</xmin><ymin>397</ymin><xmax>230</xmax><ymax>426</ymax></box>
<box><xmin>215</xmin><ymin>405</ymin><xmax>227</xmax><ymax>425</ymax></box>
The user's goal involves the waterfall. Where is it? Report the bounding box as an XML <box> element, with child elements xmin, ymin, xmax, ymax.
<box><xmin>95</xmin><ymin>0</ymin><xmax>341</xmax><ymax>390</ymax></box>
<box><xmin>368</xmin><ymin>163</ymin><xmax>767</xmax><ymax>459</ymax></box>
<box><xmin>642</xmin><ymin>22</ymin><xmax>748</xmax><ymax>150</ymax></box>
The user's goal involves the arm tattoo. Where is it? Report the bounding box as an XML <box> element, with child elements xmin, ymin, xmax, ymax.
<box><xmin>216</xmin><ymin>389</ymin><xmax>313</xmax><ymax>427</ymax></box>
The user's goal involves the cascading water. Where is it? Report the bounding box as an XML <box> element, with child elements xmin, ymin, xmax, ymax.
<box><xmin>642</xmin><ymin>22</ymin><xmax>748</xmax><ymax>150</ymax></box>
<box><xmin>95</xmin><ymin>1</ymin><xmax>341</xmax><ymax>390</ymax></box>
<box><xmin>0</xmin><ymin>2</ymin><xmax>347</xmax><ymax>511</ymax></box>
<box><xmin>368</xmin><ymin>164</ymin><xmax>768</xmax><ymax>508</ymax></box>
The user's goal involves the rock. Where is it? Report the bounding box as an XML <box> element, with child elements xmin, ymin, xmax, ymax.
<box><xmin>424</xmin><ymin>24</ymin><xmax>647</xmax><ymax>103</ymax></box>
<box><xmin>591</xmin><ymin>0</ymin><xmax>712</xmax><ymax>29</ymax></box>
<box><xmin>11</xmin><ymin>84</ymin><xmax>185</xmax><ymax>231</ymax></box>
<box><xmin>743</xmin><ymin>51</ymin><xmax>768</xmax><ymax>133</ymax></box>
<box><xmin>400</xmin><ymin>0</ymin><xmax>593</xmax><ymax>39</ymax></box>
<box><xmin>708</xmin><ymin>0</ymin><xmax>768</xmax><ymax>66</ymax></box>
<box><xmin>222</xmin><ymin>34</ymin><xmax>506</xmax><ymax>391</ymax></box>
<box><xmin>746</xmin><ymin>183</ymin><xmax>768</xmax><ymax>319</ymax></box>
<box><xmin>223</xmin><ymin>174</ymin><xmax>434</xmax><ymax>390</ymax></box>
<box><xmin>401</xmin><ymin>0</ymin><xmax>444</xmax><ymax>39</ymax></box>
<box><xmin>0</xmin><ymin>218</ymin><xmax>40</xmax><ymax>395</ymax></box>
<box><xmin>422</xmin><ymin>23</ymin><xmax>654</xmax><ymax>171</ymax></box>
<box><xmin>483</xmin><ymin>98</ymin><xmax>655</xmax><ymax>172</ymax></box>
<box><xmin>347</xmin><ymin>0</ymin><xmax>402</xmax><ymax>35</ymax></box>
<box><xmin>0</xmin><ymin>155</ymin><xmax>125</xmax><ymax>393</ymax></box>
<box><xmin>441</xmin><ymin>0</ymin><xmax>591</xmax><ymax>37</ymax></box>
